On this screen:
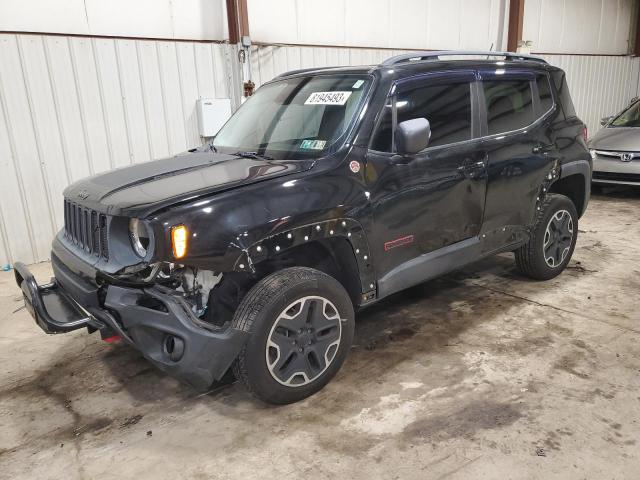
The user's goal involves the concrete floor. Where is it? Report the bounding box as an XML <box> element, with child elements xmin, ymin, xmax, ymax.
<box><xmin>1</xmin><ymin>188</ymin><xmax>639</xmax><ymax>479</ymax></box>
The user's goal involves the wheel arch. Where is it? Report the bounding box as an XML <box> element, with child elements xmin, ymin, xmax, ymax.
<box><xmin>233</xmin><ymin>218</ymin><xmax>375</xmax><ymax>306</ymax></box>
<box><xmin>549</xmin><ymin>160</ymin><xmax>591</xmax><ymax>218</ymax></box>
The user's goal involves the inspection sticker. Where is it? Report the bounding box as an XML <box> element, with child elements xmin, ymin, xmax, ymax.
<box><xmin>352</xmin><ymin>79</ymin><xmax>364</xmax><ymax>89</ymax></box>
<box><xmin>300</xmin><ymin>139</ymin><xmax>327</xmax><ymax>150</ymax></box>
<box><xmin>304</xmin><ymin>91</ymin><xmax>352</xmax><ymax>105</ymax></box>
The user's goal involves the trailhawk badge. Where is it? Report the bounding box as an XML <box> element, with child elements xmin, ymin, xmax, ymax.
<box><xmin>349</xmin><ymin>161</ymin><xmax>361</xmax><ymax>173</ymax></box>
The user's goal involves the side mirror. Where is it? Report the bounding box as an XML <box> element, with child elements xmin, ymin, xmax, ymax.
<box><xmin>396</xmin><ymin>118</ymin><xmax>431</xmax><ymax>155</ymax></box>
<box><xmin>600</xmin><ymin>116</ymin><xmax>614</xmax><ymax>126</ymax></box>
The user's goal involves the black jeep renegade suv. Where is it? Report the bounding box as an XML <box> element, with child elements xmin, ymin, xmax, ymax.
<box><xmin>15</xmin><ymin>51</ymin><xmax>591</xmax><ymax>404</ymax></box>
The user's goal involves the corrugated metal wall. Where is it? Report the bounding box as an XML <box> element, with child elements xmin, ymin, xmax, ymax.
<box><xmin>523</xmin><ymin>0</ymin><xmax>635</xmax><ymax>55</ymax></box>
<box><xmin>248</xmin><ymin>0</ymin><xmax>509</xmax><ymax>51</ymax></box>
<box><xmin>249</xmin><ymin>45</ymin><xmax>412</xmax><ymax>87</ymax></box>
<box><xmin>1</xmin><ymin>36</ymin><xmax>639</xmax><ymax>265</ymax></box>
<box><xmin>540</xmin><ymin>54</ymin><xmax>640</xmax><ymax>134</ymax></box>
<box><xmin>0</xmin><ymin>0</ymin><xmax>228</xmax><ymax>40</ymax></box>
<box><xmin>0</xmin><ymin>33</ymin><xmax>233</xmax><ymax>265</ymax></box>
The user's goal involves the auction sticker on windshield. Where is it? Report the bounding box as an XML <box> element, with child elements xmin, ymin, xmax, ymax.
<box><xmin>300</xmin><ymin>139</ymin><xmax>327</xmax><ymax>150</ymax></box>
<box><xmin>305</xmin><ymin>91</ymin><xmax>352</xmax><ymax>106</ymax></box>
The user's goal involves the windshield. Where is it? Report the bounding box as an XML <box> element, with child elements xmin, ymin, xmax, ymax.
<box><xmin>213</xmin><ymin>75</ymin><xmax>372</xmax><ymax>159</ymax></box>
<box><xmin>610</xmin><ymin>101</ymin><xmax>640</xmax><ymax>127</ymax></box>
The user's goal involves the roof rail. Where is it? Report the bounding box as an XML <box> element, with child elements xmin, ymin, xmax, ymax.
<box><xmin>381</xmin><ymin>50</ymin><xmax>547</xmax><ymax>66</ymax></box>
<box><xmin>274</xmin><ymin>66</ymin><xmax>335</xmax><ymax>79</ymax></box>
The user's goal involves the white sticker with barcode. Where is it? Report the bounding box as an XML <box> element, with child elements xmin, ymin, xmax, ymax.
<box><xmin>304</xmin><ymin>91</ymin><xmax>352</xmax><ymax>106</ymax></box>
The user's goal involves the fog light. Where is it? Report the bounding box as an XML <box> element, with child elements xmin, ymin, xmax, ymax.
<box><xmin>163</xmin><ymin>335</ymin><xmax>185</xmax><ymax>362</ymax></box>
<box><xmin>171</xmin><ymin>225</ymin><xmax>188</xmax><ymax>259</ymax></box>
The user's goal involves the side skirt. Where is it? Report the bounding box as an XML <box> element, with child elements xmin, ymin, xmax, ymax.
<box><xmin>376</xmin><ymin>234</ymin><xmax>526</xmax><ymax>300</ymax></box>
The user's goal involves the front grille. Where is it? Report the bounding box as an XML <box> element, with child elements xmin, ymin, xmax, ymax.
<box><xmin>63</xmin><ymin>200</ymin><xmax>109</xmax><ymax>259</ymax></box>
<box><xmin>593</xmin><ymin>171</ymin><xmax>640</xmax><ymax>183</ymax></box>
<box><xmin>595</xmin><ymin>150</ymin><xmax>639</xmax><ymax>161</ymax></box>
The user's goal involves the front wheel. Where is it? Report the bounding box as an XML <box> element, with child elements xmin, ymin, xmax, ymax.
<box><xmin>232</xmin><ymin>267</ymin><xmax>355</xmax><ymax>404</ymax></box>
<box><xmin>515</xmin><ymin>193</ymin><xmax>578</xmax><ymax>280</ymax></box>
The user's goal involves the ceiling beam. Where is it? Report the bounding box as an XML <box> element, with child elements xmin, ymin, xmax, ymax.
<box><xmin>507</xmin><ymin>0</ymin><xmax>525</xmax><ymax>52</ymax></box>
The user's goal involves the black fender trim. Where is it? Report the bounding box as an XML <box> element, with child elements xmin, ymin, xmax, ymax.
<box><xmin>232</xmin><ymin>218</ymin><xmax>376</xmax><ymax>301</ymax></box>
<box><xmin>557</xmin><ymin>159</ymin><xmax>591</xmax><ymax>216</ymax></box>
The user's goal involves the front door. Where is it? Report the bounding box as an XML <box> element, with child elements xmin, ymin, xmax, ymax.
<box><xmin>365</xmin><ymin>72</ymin><xmax>487</xmax><ymax>285</ymax></box>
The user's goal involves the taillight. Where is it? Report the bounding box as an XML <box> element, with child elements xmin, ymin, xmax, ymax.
<box><xmin>582</xmin><ymin>126</ymin><xmax>588</xmax><ymax>141</ymax></box>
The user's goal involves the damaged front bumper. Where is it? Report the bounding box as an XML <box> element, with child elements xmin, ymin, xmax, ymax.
<box><xmin>13</xmin><ymin>257</ymin><xmax>248</xmax><ymax>390</ymax></box>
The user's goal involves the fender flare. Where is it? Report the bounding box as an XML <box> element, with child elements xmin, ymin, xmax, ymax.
<box><xmin>560</xmin><ymin>160</ymin><xmax>591</xmax><ymax>214</ymax></box>
<box><xmin>544</xmin><ymin>159</ymin><xmax>591</xmax><ymax>217</ymax></box>
<box><xmin>231</xmin><ymin>218</ymin><xmax>376</xmax><ymax>300</ymax></box>
<box><xmin>559</xmin><ymin>159</ymin><xmax>591</xmax><ymax>180</ymax></box>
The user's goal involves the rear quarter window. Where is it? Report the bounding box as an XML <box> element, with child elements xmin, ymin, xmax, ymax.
<box><xmin>550</xmin><ymin>70</ymin><xmax>577</xmax><ymax>119</ymax></box>
<box><xmin>536</xmin><ymin>74</ymin><xmax>554</xmax><ymax>114</ymax></box>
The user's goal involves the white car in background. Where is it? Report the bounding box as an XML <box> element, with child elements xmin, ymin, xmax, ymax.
<box><xmin>590</xmin><ymin>98</ymin><xmax>640</xmax><ymax>186</ymax></box>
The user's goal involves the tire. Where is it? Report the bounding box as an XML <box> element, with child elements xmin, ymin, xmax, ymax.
<box><xmin>515</xmin><ymin>193</ymin><xmax>578</xmax><ymax>280</ymax></box>
<box><xmin>231</xmin><ymin>267</ymin><xmax>355</xmax><ymax>405</ymax></box>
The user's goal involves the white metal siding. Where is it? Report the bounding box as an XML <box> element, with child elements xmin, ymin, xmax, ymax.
<box><xmin>249</xmin><ymin>45</ymin><xmax>413</xmax><ymax>87</ymax></box>
<box><xmin>248</xmin><ymin>0</ymin><xmax>510</xmax><ymax>51</ymax></box>
<box><xmin>0</xmin><ymin>33</ymin><xmax>233</xmax><ymax>265</ymax></box>
<box><xmin>0</xmin><ymin>0</ymin><xmax>229</xmax><ymax>41</ymax></box>
<box><xmin>524</xmin><ymin>0</ymin><xmax>635</xmax><ymax>55</ymax></box>
<box><xmin>540</xmin><ymin>54</ymin><xmax>640</xmax><ymax>134</ymax></box>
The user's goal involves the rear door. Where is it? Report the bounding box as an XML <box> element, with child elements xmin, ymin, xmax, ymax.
<box><xmin>478</xmin><ymin>69</ymin><xmax>559</xmax><ymax>241</ymax></box>
<box><xmin>366</xmin><ymin>71</ymin><xmax>487</xmax><ymax>279</ymax></box>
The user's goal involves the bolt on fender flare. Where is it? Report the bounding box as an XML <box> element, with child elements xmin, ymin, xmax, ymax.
<box><xmin>232</xmin><ymin>218</ymin><xmax>376</xmax><ymax>300</ymax></box>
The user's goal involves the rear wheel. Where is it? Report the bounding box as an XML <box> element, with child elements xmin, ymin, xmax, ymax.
<box><xmin>515</xmin><ymin>194</ymin><xmax>578</xmax><ymax>280</ymax></box>
<box><xmin>232</xmin><ymin>267</ymin><xmax>354</xmax><ymax>404</ymax></box>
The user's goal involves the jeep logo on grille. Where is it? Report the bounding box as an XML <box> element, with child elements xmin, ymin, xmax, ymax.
<box><xmin>621</xmin><ymin>153</ymin><xmax>634</xmax><ymax>162</ymax></box>
<box><xmin>77</xmin><ymin>190</ymin><xmax>90</xmax><ymax>200</ymax></box>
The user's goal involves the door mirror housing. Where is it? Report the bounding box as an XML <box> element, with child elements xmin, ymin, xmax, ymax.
<box><xmin>396</xmin><ymin>118</ymin><xmax>431</xmax><ymax>155</ymax></box>
<box><xmin>600</xmin><ymin>115</ymin><xmax>614</xmax><ymax>126</ymax></box>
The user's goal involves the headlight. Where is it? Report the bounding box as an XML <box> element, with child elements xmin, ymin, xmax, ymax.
<box><xmin>129</xmin><ymin>218</ymin><xmax>150</xmax><ymax>257</ymax></box>
<box><xmin>589</xmin><ymin>149</ymin><xmax>597</xmax><ymax>160</ymax></box>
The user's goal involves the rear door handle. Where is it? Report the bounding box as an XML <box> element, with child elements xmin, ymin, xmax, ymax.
<box><xmin>532</xmin><ymin>143</ymin><xmax>555</xmax><ymax>154</ymax></box>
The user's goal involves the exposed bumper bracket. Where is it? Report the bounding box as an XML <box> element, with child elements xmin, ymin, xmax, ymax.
<box><xmin>13</xmin><ymin>262</ymin><xmax>102</xmax><ymax>334</ymax></box>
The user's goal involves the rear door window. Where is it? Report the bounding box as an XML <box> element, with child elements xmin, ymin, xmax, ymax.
<box><xmin>371</xmin><ymin>81</ymin><xmax>473</xmax><ymax>152</ymax></box>
<box><xmin>483</xmin><ymin>79</ymin><xmax>534</xmax><ymax>135</ymax></box>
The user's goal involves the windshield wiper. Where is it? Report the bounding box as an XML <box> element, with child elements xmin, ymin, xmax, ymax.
<box><xmin>231</xmin><ymin>151</ymin><xmax>274</xmax><ymax>160</ymax></box>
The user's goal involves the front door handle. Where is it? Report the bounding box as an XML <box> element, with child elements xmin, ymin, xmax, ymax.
<box><xmin>532</xmin><ymin>143</ymin><xmax>555</xmax><ymax>154</ymax></box>
<box><xmin>458</xmin><ymin>159</ymin><xmax>486</xmax><ymax>178</ymax></box>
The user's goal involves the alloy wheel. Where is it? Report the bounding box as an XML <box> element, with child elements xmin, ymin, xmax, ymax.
<box><xmin>543</xmin><ymin>209</ymin><xmax>574</xmax><ymax>268</ymax></box>
<box><xmin>266</xmin><ymin>296</ymin><xmax>343</xmax><ymax>387</ymax></box>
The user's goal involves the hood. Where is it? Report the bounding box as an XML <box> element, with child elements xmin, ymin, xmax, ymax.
<box><xmin>589</xmin><ymin>127</ymin><xmax>640</xmax><ymax>152</ymax></box>
<box><xmin>64</xmin><ymin>150</ymin><xmax>315</xmax><ymax>216</ymax></box>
